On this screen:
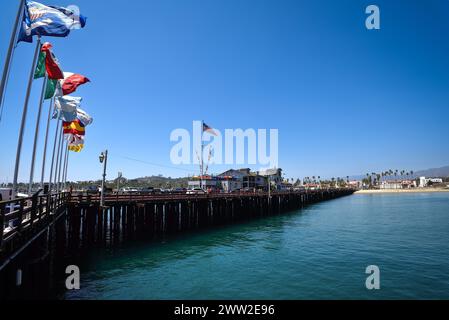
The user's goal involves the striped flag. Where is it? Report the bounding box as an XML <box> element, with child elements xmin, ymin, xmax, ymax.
<box><xmin>203</xmin><ymin>122</ymin><xmax>218</xmax><ymax>136</ymax></box>
<box><xmin>63</xmin><ymin>119</ymin><xmax>85</xmax><ymax>136</ymax></box>
<box><xmin>18</xmin><ymin>1</ymin><xmax>87</xmax><ymax>43</ymax></box>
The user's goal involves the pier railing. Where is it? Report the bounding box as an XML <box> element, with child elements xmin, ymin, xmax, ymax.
<box><xmin>0</xmin><ymin>192</ymin><xmax>70</xmax><ymax>258</ymax></box>
<box><xmin>1</xmin><ymin>189</ymin><xmax>354</xmax><ymax>252</ymax></box>
<box><xmin>72</xmin><ymin>188</ymin><xmax>355</xmax><ymax>204</ymax></box>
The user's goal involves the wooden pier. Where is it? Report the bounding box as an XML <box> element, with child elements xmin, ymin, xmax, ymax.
<box><xmin>0</xmin><ymin>188</ymin><xmax>354</xmax><ymax>299</ymax></box>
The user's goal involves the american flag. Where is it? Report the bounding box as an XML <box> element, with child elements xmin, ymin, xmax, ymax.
<box><xmin>203</xmin><ymin>122</ymin><xmax>218</xmax><ymax>136</ymax></box>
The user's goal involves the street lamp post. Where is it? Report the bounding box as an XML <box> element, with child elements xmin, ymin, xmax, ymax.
<box><xmin>117</xmin><ymin>171</ymin><xmax>122</xmax><ymax>193</ymax></box>
<box><xmin>99</xmin><ymin>150</ymin><xmax>108</xmax><ymax>207</ymax></box>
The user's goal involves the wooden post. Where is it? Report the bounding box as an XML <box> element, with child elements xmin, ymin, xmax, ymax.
<box><xmin>17</xmin><ymin>199</ymin><xmax>25</xmax><ymax>233</ymax></box>
<box><xmin>30</xmin><ymin>193</ymin><xmax>38</xmax><ymax>228</ymax></box>
<box><xmin>0</xmin><ymin>201</ymin><xmax>5</xmax><ymax>247</ymax></box>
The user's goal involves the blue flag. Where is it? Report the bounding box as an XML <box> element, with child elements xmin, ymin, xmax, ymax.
<box><xmin>18</xmin><ymin>1</ymin><xmax>87</xmax><ymax>43</ymax></box>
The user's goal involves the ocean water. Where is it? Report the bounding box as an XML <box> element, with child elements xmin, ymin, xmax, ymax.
<box><xmin>65</xmin><ymin>193</ymin><xmax>449</xmax><ymax>300</ymax></box>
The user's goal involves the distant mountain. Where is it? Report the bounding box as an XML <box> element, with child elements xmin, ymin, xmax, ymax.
<box><xmin>349</xmin><ymin>165</ymin><xmax>449</xmax><ymax>181</ymax></box>
<box><xmin>413</xmin><ymin>165</ymin><xmax>449</xmax><ymax>178</ymax></box>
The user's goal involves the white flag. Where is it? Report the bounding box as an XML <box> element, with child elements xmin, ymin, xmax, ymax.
<box><xmin>77</xmin><ymin>108</ymin><xmax>93</xmax><ymax>126</ymax></box>
<box><xmin>54</xmin><ymin>96</ymin><xmax>82</xmax><ymax>121</ymax></box>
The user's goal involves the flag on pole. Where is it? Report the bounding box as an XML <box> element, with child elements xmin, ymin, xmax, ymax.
<box><xmin>76</xmin><ymin>108</ymin><xmax>93</xmax><ymax>126</ymax></box>
<box><xmin>67</xmin><ymin>134</ymin><xmax>84</xmax><ymax>152</ymax></box>
<box><xmin>53</xmin><ymin>96</ymin><xmax>81</xmax><ymax>121</ymax></box>
<box><xmin>18</xmin><ymin>1</ymin><xmax>87</xmax><ymax>43</ymax></box>
<box><xmin>63</xmin><ymin>119</ymin><xmax>85</xmax><ymax>136</ymax></box>
<box><xmin>56</xmin><ymin>72</ymin><xmax>90</xmax><ymax>96</ymax></box>
<box><xmin>41</xmin><ymin>42</ymin><xmax>64</xmax><ymax>79</ymax></box>
<box><xmin>68</xmin><ymin>144</ymin><xmax>83</xmax><ymax>152</ymax></box>
<box><xmin>34</xmin><ymin>48</ymin><xmax>46</xmax><ymax>79</ymax></box>
<box><xmin>45</xmin><ymin>79</ymin><xmax>58</xmax><ymax>99</ymax></box>
<box><xmin>203</xmin><ymin>122</ymin><xmax>218</xmax><ymax>136</ymax></box>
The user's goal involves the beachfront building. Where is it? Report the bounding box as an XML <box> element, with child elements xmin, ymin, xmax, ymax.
<box><xmin>419</xmin><ymin>177</ymin><xmax>426</xmax><ymax>188</ymax></box>
<box><xmin>419</xmin><ymin>177</ymin><xmax>443</xmax><ymax>188</ymax></box>
<box><xmin>347</xmin><ymin>180</ymin><xmax>362</xmax><ymax>189</ymax></box>
<box><xmin>380</xmin><ymin>180</ymin><xmax>417</xmax><ymax>189</ymax></box>
<box><xmin>380</xmin><ymin>181</ymin><xmax>401</xmax><ymax>190</ymax></box>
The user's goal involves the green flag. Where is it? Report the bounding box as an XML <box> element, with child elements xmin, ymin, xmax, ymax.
<box><xmin>45</xmin><ymin>79</ymin><xmax>58</xmax><ymax>100</ymax></box>
<box><xmin>34</xmin><ymin>50</ymin><xmax>46</xmax><ymax>79</ymax></box>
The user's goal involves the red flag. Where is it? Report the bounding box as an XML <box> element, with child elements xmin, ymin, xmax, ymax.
<box><xmin>41</xmin><ymin>42</ymin><xmax>64</xmax><ymax>79</ymax></box>
<box><xmin>63</xmin><ymin>119</ymin><xmax>85</xmax><ymax>136</ymax></box>
<box><xmin>60</xmin><ymin>73</ymin><xmax>90</xmax><ymax>95</ymax></box>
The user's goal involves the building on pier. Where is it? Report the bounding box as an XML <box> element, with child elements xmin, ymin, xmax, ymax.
<box><xmin>187</xmin><ymin>167</ymin><xmax>286</xmax><ymax>193</ymax></box>
<box><xmin>258</xmin><ymin>168</ymin><xmax>283</xmax><ymax>190</ymax></box>
<box><xmin>187</xmin><ymin>175</ymin><xmax>219</xmax><ymax>191</ymax></box>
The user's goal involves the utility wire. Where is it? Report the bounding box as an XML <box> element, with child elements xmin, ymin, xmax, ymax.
<box><xmin>119</xmin><ymin>155</ymin><xmax>197</xmax><ymax>174</ymax></box>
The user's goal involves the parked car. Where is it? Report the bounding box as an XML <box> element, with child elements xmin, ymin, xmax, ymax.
<box><xmin>103</xmin><ymin>187</ymin><xmax>113</xmax><ymax>194</ymax></box>
<box><xmin>171</xmin><ymin>188</ymin><xmax>186</xmax><ymax>194</ymax></box>
<box><xmin>121</xmin><ymin>187</ymin><xmax>139</xmax><ymax>194</ymax></box>
<box><xmin>186</xmin><ymin>188</ymin><xmax>205</xmax><ymax>195</ymax></box>
<box><xmin>86</xmin><ymin>186</ymin><xmax>99</xmax><ymax>194</ymax></box>
<box><xmin>140</xmin><ymin>187</ymin><xmax>154</xmax><ymax>194</ymax></box>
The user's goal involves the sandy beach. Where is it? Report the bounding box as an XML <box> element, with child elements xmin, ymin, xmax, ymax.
<box><xmin>355</xmin><ymin>188</ymin><xmax>449</xmax><ymax>194</ymax></box>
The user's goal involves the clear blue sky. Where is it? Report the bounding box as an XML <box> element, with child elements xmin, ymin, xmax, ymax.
<box><xmin>1</xmin><ymin>0</ymin><xmax>449</xmax><ymax>183</ymax></box>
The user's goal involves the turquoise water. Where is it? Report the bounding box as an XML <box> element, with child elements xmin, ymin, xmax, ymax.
<box><xmin>65</xmin><ymin>193</ymin><xmax>449</xmax><ymax>300</ymax></box>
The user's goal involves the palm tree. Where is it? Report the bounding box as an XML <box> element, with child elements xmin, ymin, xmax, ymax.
<box><xmin>376</xmin><ymin>174</ymin><xmax>381</xmax><ymax>185</ymax></box>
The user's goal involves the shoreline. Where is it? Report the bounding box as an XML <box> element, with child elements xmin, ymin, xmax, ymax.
<box><xmin>355</xmin><ymin>188</ymin><xmax>449</xmax><ymax>194</ymax></box>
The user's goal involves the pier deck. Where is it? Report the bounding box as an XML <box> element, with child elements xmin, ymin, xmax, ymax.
<box><xmin>0</xmin><ymin>188</ymin><xmax>354</xmax><ymax>298</ymax></box>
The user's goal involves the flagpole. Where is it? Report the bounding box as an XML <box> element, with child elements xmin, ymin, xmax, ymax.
<box><xmin>40</xmin><ymin>98</ymin><xmax>54</xmax><ymax>189</ymax></box>
<box><xmin>53</xmin><ymin>121</ymin><xmax>63</xmax><ymax>192</ymax></box>
<box><xmin>27</xmin><ymin>75</ymin><xmax>48</xmax><ymax>195</ymax></box>
<box><xmin>12</xmin><ymin>38</ymin><xmax>41</xmax><ymax>196</ymax></box>
<box><xmin>63</xmin><ymin>147</ymin><xmax>70</xmax><ymax>189</ymax></box>
<box><xmin>56</xmin><ymin>131</ymin><xmax>65</xmax><ymax>192</ymax></box>
<box><xmin>0</xmin><ymin>0</ymin><xmax>25</xmax><ymax>123</ymax></box>
<box><xmin>48</xmin><ymin>113</ymin><xmax>61</xmax><ymax>193</ymax></box>
<box><xmin>60</xmin><ymin>141</ymin><xmax>68</xmax><ymax>191</ymax></box>
<box><xmin>63</xmin><ymin>143</ymin><xmax>69</xmax><ymax>189</ymax></box>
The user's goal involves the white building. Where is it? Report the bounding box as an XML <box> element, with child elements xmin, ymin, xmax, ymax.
<box><xmin>419</xmin><ymin>177</ymin><xmax>443</xmax><ymax>188</ymax></box>
<box><xmin>380</xmin><ymin>180</ymin><xmax>417</xmax><ymax>189</ymax></box>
